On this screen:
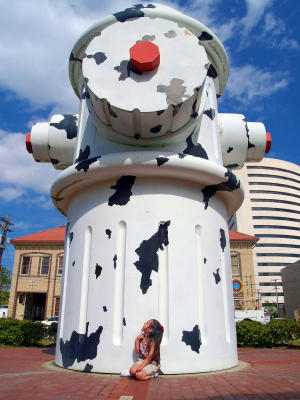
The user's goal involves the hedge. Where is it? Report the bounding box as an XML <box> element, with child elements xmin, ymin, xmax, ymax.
<box><xmin>0</xmin><ymin>318</ymin><xmax>57</xmax><ymax>346</ymax></box>
<box><xmin>1</xmin><ymin>317</ymin><xmax>299</xmax><ymax>348</ymax></box>
<box><xmin>47</xmin><ymin>322</ymin><xmax>58</xmax><ymax>340</ymax></box>
<box><xmin>236</xmin><ymin>319</ymin><xmax>300</xmax><ymax>347</ymax></box>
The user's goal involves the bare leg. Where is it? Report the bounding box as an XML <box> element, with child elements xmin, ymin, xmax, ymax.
<box><xmin>129</xmin><ymin>363</ymin><xmax>139</xmax><ymax>376</ymax></box>
<box><xmin>135</xmin><ymin>370</ymin><xmax>152</xmax><ymax>381</ymax></box>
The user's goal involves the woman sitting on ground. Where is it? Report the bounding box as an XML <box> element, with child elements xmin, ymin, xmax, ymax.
<box><xmin>129</xmin><ymin>319</ymin><xmax>164</xmax><ymax>380</ymax></box>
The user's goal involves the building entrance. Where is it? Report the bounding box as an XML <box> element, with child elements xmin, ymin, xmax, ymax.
<box><xmin>24</xmin><ymin>293</ymin><xmax>46</xmax><ymax>321</ymax></box>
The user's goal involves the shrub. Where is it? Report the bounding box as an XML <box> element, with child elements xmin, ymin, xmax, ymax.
<box><xmin>0</xmin><ymin>318</ymin><xmax>47</xmax><ymax>346</ymax></box>
<box><xmin>236</xmin><ymin>319</ymin><xmax>300</xmax><ymax>348</ymax></box>
<box><xmin>47</xmin><ymin>322</ymin><xmax>58</xmax><ymax>340</ymax></box>
<box><xmin>236</xmin><ymin>320</ymin><xmax>264</xmax><ymax>347</ymax></box>
<box><xmin>20</xmin><ymin>321</ymin><xmax>47</xmax><ymax>346</ymax></box>
<box><xmin>266</xmin><ymin>319</ymin><xmax>300</xmax><ymax>342</ymax></box>
<box><xmin>0</xmin><ymin>318</ymin><xmax>23</xmax><ymax>346</ymax></box>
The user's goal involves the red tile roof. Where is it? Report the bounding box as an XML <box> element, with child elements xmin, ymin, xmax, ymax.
<box><xmin>11</xmin><ymin>226</ymin><xmax>258</xmax><ymax>243</ymax></box>
<box><xmin>11</xmin><ymin>226</ymin><xmax>66</xmax><ymax>243</ymax></box>
<box><xmin>229</xmin><ymin>230</ymin><xmax>258</xmax><ymax>241</ymax></box>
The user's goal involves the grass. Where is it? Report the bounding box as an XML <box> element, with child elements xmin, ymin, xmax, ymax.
<box><xmin>0</xmin><ymin>339</ymin><xmax>55</xmax><ymax>348</ymax></box>
<box><xmin>38</xmin><ymin>338</ymin><xmax>56</xmax><ymax>347</ymax></box>
<box><xmin>288</xmin><ymin>339</ymin><xmax>300</xmax><ymax>348</ymax></box>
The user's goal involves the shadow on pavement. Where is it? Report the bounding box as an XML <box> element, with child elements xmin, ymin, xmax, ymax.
<box><xmin>41</xmin><ymin>346</ymin><xmax>55</xmax><ymax>355</ymax></box>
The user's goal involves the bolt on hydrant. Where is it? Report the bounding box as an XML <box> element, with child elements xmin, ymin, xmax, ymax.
<box><xmin>26</xmin><ymin>3</ymin><xmax>271</xmax><ymax>374</ymax></box>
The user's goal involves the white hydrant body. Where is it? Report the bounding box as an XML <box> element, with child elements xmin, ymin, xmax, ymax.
<box><xmin>27</xmin><ymin>3</ymin><xmax>271</xmax><ymax>374</ymax></box>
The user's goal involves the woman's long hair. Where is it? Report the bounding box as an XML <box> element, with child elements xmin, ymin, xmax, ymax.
<box><xmin>148</xmin><ymin>319</ymin><xmax>164</xmax><ymax>362</ymax></box>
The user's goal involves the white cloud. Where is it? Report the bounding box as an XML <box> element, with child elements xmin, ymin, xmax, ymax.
<box><xmin>0</xmin><ymin>0</ymin><xmax>233</xmax><ymax>115</ymax></box>
<box><xmin>175</xmin><ymin>0</ymin><xmax>220</xmax><ymax>26</ymax></box>
<box><xmin>240</xmin><ymin>0</ymin><xmax>273</xmax><ymax>34</ymax></box>
<box><xmin>13</xmin><ymin>221</ymin><xmax>32</xmax><ymax>230</ymax></box>
<box><xmin>0</xmin><ymin>187</ymin><xmax>24</xmax><ymax>201</ymax></box>
<box><xmin>175</xmin><ymin>0</ymin><xmax>239</xmax><ymax>44</ymax></box>
<box><xmin>0</xmin><ymin>0</ymin><xmax>131</xmax><ymax>114</ymax></box>
<box><xmin>262</xmin><ymin>12</ymin><xmax>299</xmax><ymax>50</ymax></box>
<box><xmin>238</xmin><ymin>5</ymin><xmax>299</xmax><ymax>51</ymax></box>
<box><xmin>278</xmin><ymin>37</ymin><xmax>300</xmax><ymax>51</ymax></box>
<box><xmin>263</xmin><ymin>12</ymin><xmax>285</xmax><ymax>35</ymax></box>
<box><xmin>26</xmin><ymin>195</ymin><xmax>54</xmax><ymax>210</ymax></box>
<box><xmin>158</xmin><ymin>0</ymin><xmax>238</xmax><ymax>45</ymax></box>
<box><xmin>1</xmin><ymin>0</ymin><xmax>290</xmax><ymax>116</ymax></box>
<box><xmin>0</xmin><ymin>0</ymin><xmax>195</xmax><ymax>114</ymax></box>
<box><xmin>0</xmin><ymin>128</ymin><xmax>58</xmax><ymax>210</ymax></box>
<box><xmin>0</xmin><ymin>0</ymin><xmax>295</xmax><ymax>133</ymax></box>
<box><xmin>0</xmin><ymin>129</ymin><xmax>59</xmax><ymax>194</ymax></box>
<box><xmin>225</xmin><ymin>64</ymin><xmax>288</xmax><ymax>104</ymax></box>
<box><xmin>213</xmin><ymin>19</ymin><xmax>237</xmax><ymax>43</ymax></box>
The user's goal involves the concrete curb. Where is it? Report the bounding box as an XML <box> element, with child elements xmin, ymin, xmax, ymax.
<box><xmin>42</xmin><ymin>359</ymin><xmax>251</xmax><ymax>378</ymax></box>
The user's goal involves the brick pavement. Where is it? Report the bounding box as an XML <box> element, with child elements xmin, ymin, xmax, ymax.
<box><xmin>0</xmin><ymin>346</ymin><xmax>299</xmax><ymax>399</ymax></box>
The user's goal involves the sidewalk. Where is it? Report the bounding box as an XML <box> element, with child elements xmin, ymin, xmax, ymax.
<box><xmin>0</xmin><ymin>347</ymin><xmax>299</xmax><ymax>399</ymax></box>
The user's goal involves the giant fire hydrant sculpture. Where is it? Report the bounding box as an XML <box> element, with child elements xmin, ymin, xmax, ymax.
<box><xmin>26</xmin><ymin>4</ymin><xmax>271</xmax><ymax>373</ymax></box>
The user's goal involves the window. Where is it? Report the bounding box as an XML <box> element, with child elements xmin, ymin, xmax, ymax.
<box><xmin>251</xmin><ymin>198</ymin><xmax>300</xmax><ymax>207</ymax></box>
<box><xmin>258</xmin><ymin>262</ymin><xmax>291</xmax><ymax>266</ymax></box>
<box><xmin>259</xmin><ymin>282</ymin><xmax>282</xmax><ymax>286</ymax></box>
<box><xmin>231</xmin><ymin>253</ymin><xmax>241</xmax><ymax>278</ymax></box>
<box><xmin>258</xmin><ymin>272</ymin><xmax>282</xmax><ymax>276</ymax></box>
<box><xmin>261</xmin><ymin>293</ymin><xmax>284</xmax><ymax>297</ymax></box>
<box><xmin>19</xmin><ymin>294</ymin><xmax>25</xmax><ymax>304</ymax></box>
<box><xmin>234</xmin><ymin>291</ymin><xmax>244</xmax><ymax>310</ymax></box>
<box><xmin>250</xmin><ymin>190</ymin><xmax>300</xmax><ymax>200</ymax></box>
<box><xmin>40</xmin><ymin>256</ymin><xmax>50</xmax><ymax>275</ymax></box>
<box><xmin>247</xmin><ymin>165</ymin><xmax>300</xmax><ymax>179</ymax></box>
<box><xmin>252</xmin><ymin>207</ymin><xmax>300</xmax><ymax>214</ymax></box>
<box><xmin>248</xmin><ymin>173</ymin><xmax>300</xmax><ymax>186</ymax></box>
<box><xmin>255</xmin><ymin>234</ymin><xmax>300</xmax><ymax>240</ymax></box>
<box><xmin>256</xmin><ymin>243</ymin><xmax>300</xmax><ymax>249</ymax></box>
<box><xmin>253</xmin><ymin>216</ymin><xmax>300</xmax><ymax>223</ymax></box>
<box><xmin>254</xmin><ymin>225</ymin><xmax>300</xmax><ymax>231</ymax></box>
<box><xmin>20</xmin><ymin>256</ymin><xmax>30</xmax><ymax>275</ymax></box>
<box><xmin>249</xmin><ymin>182</ymin><xmax>300</xmax><ymax>191</ymax></box>
<box><xmin>57</xmin><ymin>255</ymin><xmax>63</xmax><ymax>275</ymax></box>
<box><xmin>54</xmin><ymin>297</ymin><xmax>60</xmax><ymax>316</ymax></box>
<box><xmin>257</xmin><ymin>253</ymin><xmax>300</xmax><ymax>257</ymax></box>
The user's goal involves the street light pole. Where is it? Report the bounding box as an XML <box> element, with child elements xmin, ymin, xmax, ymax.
<box><xmin>0</xmin><ymin>215</ymin><xmax>14</xmax><ymax>302</ymax></box>
<box><xmin>272</xmin><ymin>279</ymin><xmax>279</xmax><ymax>317</ymax></box>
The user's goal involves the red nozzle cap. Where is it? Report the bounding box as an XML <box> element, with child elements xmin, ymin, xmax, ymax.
<box><xmin>265</xmin><ymin>132</ymin><xmax>272</xmax><ymax>153</ymax></box>
<box><xmin>26</xmin><ymin>132</ymin><xmax>32</xmax><ymax>154</ymax></box>
<box><xmin>130</xmin><ymin>41</ymin><xmax>160</xmax><ymax>72</ymax></box>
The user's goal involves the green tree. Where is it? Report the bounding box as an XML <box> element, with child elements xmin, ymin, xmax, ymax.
<box><xmin>0</xmin><ymin>267</ymin><xmax>11</xmax><ymax>304</ymax></box>
<box><xmin>264</xmin><ymin>302</ymin><xmax>278</xmax><ymax>318</ymax></box>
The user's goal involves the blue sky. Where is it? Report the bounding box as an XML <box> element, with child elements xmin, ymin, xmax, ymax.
<box><xmin>1</xmin><ymin>0</ymin><xmax>299</xmax><ymax>272</ymax></box>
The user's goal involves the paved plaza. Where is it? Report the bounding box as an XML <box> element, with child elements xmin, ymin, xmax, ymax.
<box><xmin>0</xmin><ymin>346</ymin><xmax>299</xmax><ymax>399</ymax></box>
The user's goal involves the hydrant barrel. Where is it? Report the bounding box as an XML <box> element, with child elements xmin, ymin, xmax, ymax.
<box><xmin>26</xmin><ymin>3</ymin><xmax>270</xmax><ymax>374</ymax></box>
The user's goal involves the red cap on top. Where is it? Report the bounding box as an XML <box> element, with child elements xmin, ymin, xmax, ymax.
<box><xmin>26</xmin><ymin>132</ymin><xmax>32</xmax><ymax>154</ymax></box>
<box><xmin>265</xmin><ymin>132</ymin><xmax>272</xmax><ymax>153</ymax></box>
<box><xmin>130</xmin><ymin>41</ymin><xmax>160</xmax><ymax>72</ymax></box>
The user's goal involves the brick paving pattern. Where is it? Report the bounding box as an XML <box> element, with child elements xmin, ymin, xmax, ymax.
<box><xmin>0</xmin><ymin>347</ymin><xmax>299</xmax><ymax>399</ymax></box>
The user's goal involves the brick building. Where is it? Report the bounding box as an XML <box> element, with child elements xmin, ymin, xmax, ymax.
<box><xmin>8</xmin><ymin>227</ymin><xmax>65</xmax><ymax>320</ymax></box>
<box><xmin>230</xmin><ymin>230</ymin><xmax>259</xmax><ymax>310</ymax></box>
<box><xmin>8</xmin><ymin>226</ymin><xmax>258</xmax><ymax>320</ymax></box>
